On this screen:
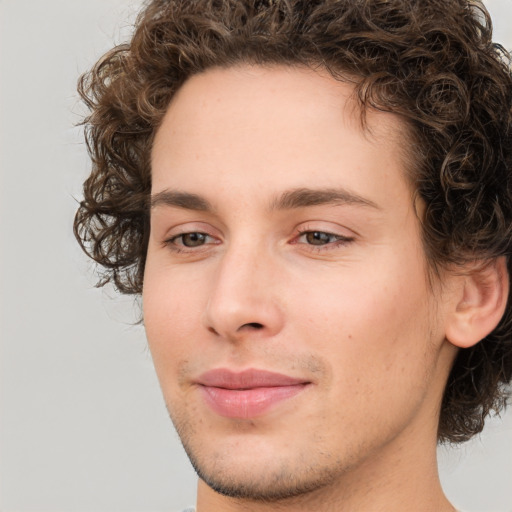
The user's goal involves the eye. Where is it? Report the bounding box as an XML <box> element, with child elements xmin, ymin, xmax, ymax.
<box><xmin>167</xmin><ymin>232</ymin><xmax>214</xmax><ymax>248</ymax></box>
<box><xmin>300</xmin><ymin>231</ymin><xmax>338</xmax><ymax>246</ymax></box>
<box><xmin>296</xmin><ymin>230</ymin><xmax>352</xmax><ymax>247</ymax></box>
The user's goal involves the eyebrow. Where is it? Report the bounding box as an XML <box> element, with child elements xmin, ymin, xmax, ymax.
<box><xmin>150</xmin><ymin>190</ymin><xmax>214</xmax><ymax>211</ymax></box>
<box><xmin>269</xmin><ymin>187</ymin><xmax>380</xmax><ymax>211</ymax></box>
<box><xmin>150</xmin><ymin>187</ymin><xmax>379</xmax><ymax>212</ymax></box>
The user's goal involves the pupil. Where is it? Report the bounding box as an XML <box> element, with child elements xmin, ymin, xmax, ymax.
<box><xmin>307</xmin><ymin>231</ymin><xmax>330</xmax><ymax>245</ymax></box>
<box><xmin>183</xmin><ymin>233</ymin><xmax>205</xmax><ymax>247</ymax></box>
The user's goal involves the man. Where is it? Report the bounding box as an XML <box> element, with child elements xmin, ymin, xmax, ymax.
<box><xmin>74</xmin><ymin>0</ymin><xmax>512</xmax><ymax>510</ymax></box>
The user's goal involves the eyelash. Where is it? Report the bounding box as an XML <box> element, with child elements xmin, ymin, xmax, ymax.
<box><xmin>164</xmin><ymin>232</ymin><xmax>217</xmax><ymax>253</ymax></box>
<box><xmin>293</xmin><ymin>229</ymin><xmax>354</xmax><ymax>251</ymax></box>
<box><xmin>164</xmin><ymin>229</ymin><xmax>354</xmax><ymax>253</ymax></box>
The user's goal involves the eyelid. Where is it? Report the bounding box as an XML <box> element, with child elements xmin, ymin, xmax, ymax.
<box><xmin>169</xmin><ymin>232</ymin><xmax>215</xmax><ymax>245</ymax></box>
<box><xmin>162</xmin><ymin>221</ymin><xmax>221</xmax><ymax>240</ymax></box>
<box><xmin>289</xmin><ymin>222</ymin><xmax>357</xmax><ymax>252</ymax></box>
<box><xmin>295</xmin><ymin>231</ymin><xmax>352</xmax><ymax>242</ymax></box>
<box><xmin>160</xmin><ymin>221</ymin><xmax>223</xmax><ymax>251</ymax></box>
<box><xmin>293</xmin><ymin>231</ymin><xmax>354</xmax><ymax>248</ymax></box>
<box><xmin>292</xmin><ymin>221</ymin><xmax>357</xmax><ymax>239</ymax></box>
<box><xmin>162</xmin><ymin>232</ymin><xmax>221</xmax><ymax>257</ymax></box>
<box><xmin>159</xmin><ymin>221</ymin><xmax>356</xmax><ymax>252</ymax></box>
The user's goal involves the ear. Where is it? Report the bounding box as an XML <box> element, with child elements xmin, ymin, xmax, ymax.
<box><xmin>445</xmin><ymin>257</ymin><xmax>509</xmax><ymax>349</ymax></box>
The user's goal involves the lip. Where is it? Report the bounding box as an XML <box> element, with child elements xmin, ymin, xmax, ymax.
<box><xmin>196</xmin><ymin>369</ymin><xmax>311</xmax><ymax>419</ymax></box>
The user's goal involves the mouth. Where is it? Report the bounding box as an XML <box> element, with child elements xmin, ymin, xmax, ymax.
<box><xmin>196</xmin><ymin>368</ymin><xmax>311</xmax><ymax>419</ymax></box>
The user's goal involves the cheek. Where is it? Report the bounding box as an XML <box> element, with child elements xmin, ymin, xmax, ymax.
<box><xmin>293</xmin><ymin>253</ymin><xmax>435</xmax><ymax>384</ymax></box>
<box><xmin>292</xmin><ymin>265</ymin><xmax>438</xmax><ymax>439</ymax></box>
<box><xmin>143</xmin><ymin>264</ymin><xmax>208</xmax><ymax>378</ymax></box>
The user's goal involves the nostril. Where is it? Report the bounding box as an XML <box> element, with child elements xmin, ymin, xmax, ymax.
<box><xmin>205</xmin><ymin>322</ymin><xmax>264</xmax><ymax>337</ymax></box>
<box><xmin>243</xmin><ymin>322</ymin><xmax>264</xmax><ymax>330</ymax></box>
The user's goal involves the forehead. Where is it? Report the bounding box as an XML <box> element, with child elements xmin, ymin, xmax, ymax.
<box><xmin>151</xmin><ymin>65</ymin><xmax>411</xmax><ymax>206</ymax></box>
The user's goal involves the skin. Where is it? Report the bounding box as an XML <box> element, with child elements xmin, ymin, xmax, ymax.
<box><xmin>143</xmin><ymin>65</ymin><xmax>462</xmax><ymax>511</ymax></box>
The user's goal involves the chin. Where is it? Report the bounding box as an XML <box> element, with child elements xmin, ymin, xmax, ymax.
<box><xmin>174</xmin><ymin>419</ymin><xmax>350</xmax><ymax>503</ymax></box>
<box><xmin>187</xmin><ymin>444</ymin><xmax>342</xmax><ymax>502</ymax></box>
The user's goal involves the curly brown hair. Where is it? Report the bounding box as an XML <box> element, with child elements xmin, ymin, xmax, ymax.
<box><xmin>74</xmin><ymin>0</ymin><xmax>512</xmax><ymax>443</ymax></box>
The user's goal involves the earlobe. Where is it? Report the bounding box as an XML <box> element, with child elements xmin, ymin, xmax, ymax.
<box><xmin>445</xmin><ymin>257</ymin><xmax>509</xmax><ymax>349</ymax></box>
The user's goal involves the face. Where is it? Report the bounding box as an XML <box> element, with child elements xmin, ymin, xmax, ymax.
<box><xmin>144</xmin><ymin>65</ymin><xmax>454</xmax><ymax>502</ymax></box>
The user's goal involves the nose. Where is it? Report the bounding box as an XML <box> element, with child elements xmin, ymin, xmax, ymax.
<box><xmin>202</xmin><ymin>242</ymin><xmax>285</xmax><ymax>343</ymax></box>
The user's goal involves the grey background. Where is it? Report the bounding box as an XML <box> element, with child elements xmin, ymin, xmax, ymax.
<box><xmin>0</xmin><ymin>1</ymin><xmax>511</xmax><ymax>511</ymax></box>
